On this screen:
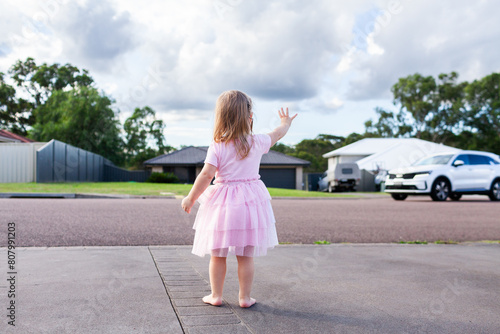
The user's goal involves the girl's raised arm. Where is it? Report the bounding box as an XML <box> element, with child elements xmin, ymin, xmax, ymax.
<box><xmin>267</xmin><ymin>107</ymin><xmax>298</xmax><ymax>147</ymax></box>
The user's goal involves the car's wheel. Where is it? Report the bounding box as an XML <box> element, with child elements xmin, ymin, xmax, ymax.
<box><xmin>391</xmin><ymin>193</ymin><xmax>408</xmax><ymax>201</ymax></box>
<box><xmin>449</xmin><ymin>193</ymin><xmax>462</xmax><ymax>201</ymax></box>
<box><xmin>430</xmin><ymin>178</ymin><xmax>450</xmax><ymax>201</ymax></box>
<box><xmin>488</xmin><ymin>179</ymin><xmax>500</xmax><ymax>201</ymax></box>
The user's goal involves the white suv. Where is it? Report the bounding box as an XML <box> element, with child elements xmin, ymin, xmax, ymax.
<box><xmin>385</xmin><ymin>150</ymin><xmax>500</xmax><ymax>201</ymax></box>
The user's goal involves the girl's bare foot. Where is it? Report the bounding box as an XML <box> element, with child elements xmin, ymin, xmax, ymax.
<box><xmin>202</xmin><ymin>294</ymin><xmax>222</xmax><ymax>306</ymax></box>
<box><xmin>239</xmin><ymin>297</ymin><xmax>256</xmax><ymax>308</ymax></box>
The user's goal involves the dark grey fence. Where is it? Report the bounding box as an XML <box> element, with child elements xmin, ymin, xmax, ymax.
<box><xmin>36</xmin><ymin>139</ymin><xmax>149</xmax><ymax>183</ymax></box>
<box><xmin>306</xmin><ymin>172</ymin><xmax>323</xmax><ymax>191</ymax></box>
<box><xmin>104</xmin><ymin>163</ymin><xmax>150</xmax><ymax>182</ymax></box>
<box><xmin>357</xmin><ymin>169</ymin><xmax>376</xmax><ymax>192</ymax></box>
<box><xmin>37</xmin><ymin>140</ymin><xmax>103</xmax><ymax>182</ymax></box>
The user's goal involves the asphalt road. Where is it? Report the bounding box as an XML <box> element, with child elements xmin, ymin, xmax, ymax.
<box><xmin>0</xmin><ymin>196</ymin><xmax>499</xmax><ymax>247</ymax></box>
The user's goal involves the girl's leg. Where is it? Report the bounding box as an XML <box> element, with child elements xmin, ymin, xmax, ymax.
<box><xmin>203</xmin><ymin>255</ymin><xmax>226</xmax><ymax>306</ymax></box>
<box><xmin>236</xmin><ymin>255</ymin><xmax>256</xmax><ymax>308</ymax></box>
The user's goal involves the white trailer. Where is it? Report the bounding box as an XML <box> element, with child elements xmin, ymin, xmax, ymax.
<box><xmin>318</xmin><ymin>163</ymin><xmax>361</xmax><ymax>192</ymax></box>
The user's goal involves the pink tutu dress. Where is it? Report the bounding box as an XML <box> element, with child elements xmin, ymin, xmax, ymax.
<box><xmin>192</xmin><ymin>133</ymin><xmax>279</xmax><ymax>257</ymax></box>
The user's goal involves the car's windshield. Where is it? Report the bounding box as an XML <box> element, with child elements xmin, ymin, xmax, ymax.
<box><xmin>413</xmin><ymin>154</ymin><xmax>454</xmax><ymax>166</ymax></box>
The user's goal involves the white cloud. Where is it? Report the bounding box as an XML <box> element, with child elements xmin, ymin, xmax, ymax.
<box><xmin>366</xmin><ymin>32</ymin><xmax>384</xmax><ymax>55</ymax></box>
<box><xmin>1</xmin><ymin>0</ymin><xmax>499</xmax><ymax>147</ymax></box>
<box><xmin>346</xmin><ymin>0</ymin><xmax>500</xmax><ymax>100</ymax></box>
<box><xmin>325</xmin><ymin>97</ymin><xmax>344</xmax><ymax>110</ymax></box>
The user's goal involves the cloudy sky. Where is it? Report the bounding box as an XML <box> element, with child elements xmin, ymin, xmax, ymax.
<box><xmin>1</xmin><ymin>0</ymin><xmax>499</xmax><ymax>148</ymax></box>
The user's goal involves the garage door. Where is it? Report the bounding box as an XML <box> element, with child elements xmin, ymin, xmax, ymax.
<box><xmin>259</xmin><ymin>168</ymin><xmax>296</xmax><ymax>189</ymax></box>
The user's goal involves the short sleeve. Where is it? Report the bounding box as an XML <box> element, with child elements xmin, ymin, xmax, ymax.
<box><xmin>204</xmin><ymin>141</ymin><xmax>218</xmax><ymax>167</ymax></box>
<box><xmin>259</xmin><ymin>133</ymin><xmax>272</xmax><ymax>154</ymax></box>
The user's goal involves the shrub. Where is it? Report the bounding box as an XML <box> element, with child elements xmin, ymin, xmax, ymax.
<box><xmin>146</xmin><ymin>172</ymin><xmax>179</xmax><ymax>183</ymax></box>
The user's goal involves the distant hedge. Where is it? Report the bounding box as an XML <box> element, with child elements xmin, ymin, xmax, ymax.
<box><xmin>146</xmin><ymin>172</ymin><xmax>179</xmax><ymax>183</ymax></box>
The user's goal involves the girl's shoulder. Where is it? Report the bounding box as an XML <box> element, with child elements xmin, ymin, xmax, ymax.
<box><xmin>252</xmin><ymin>133</ymin><xmax>271</xmax><ymax>145</ymax></box>
<box><xmin>210</xmin><ymin>134</ymin><xmax>271</xmax><ymax>153</ymax></box>
<box><xmin>251</xmin><ymin>133</ymin><xmax>272</xmax><ymax>154</ymax></box>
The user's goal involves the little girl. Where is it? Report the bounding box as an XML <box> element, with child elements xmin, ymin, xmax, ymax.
<box><xmin>181</xmin><ymin>90</ymin><xmax>297</xmax><ymax>308</ymax></box>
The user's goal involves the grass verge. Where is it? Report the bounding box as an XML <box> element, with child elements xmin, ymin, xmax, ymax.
<box><xmin>0</xmin><ymin>182</ymin><xmax>365</xmax><ymax>198</ymax></box>
<box><xmin>463</xmin><ymin>240</ymin><xmax>500</xmax><ymax>244</ymax></box>
<box><xmin>434</xmin><ymin>239</ymin><xmax>459</xmax><ymax>244</ymax></box>
<box><xmin>0</xmin><ymin>182</ymin><xmax>189</xmax><ymax>196</ymax></box>
<box><xmin>399</xmin><ymin>240</ymin><xmax>428</xmax><ymax>244</ymax></box>
<box><xmin>399</xmin><ymin>240</ymin><xmax>500</xmax><ymax>245</ymax></box>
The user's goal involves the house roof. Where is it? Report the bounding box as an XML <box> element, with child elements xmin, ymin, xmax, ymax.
<box><xmin>356</xmin><ymin>140</ymin><xmax>460</xmax><ymax>171</ymax></box>
<box><xmin>322</xmin><ymin>138</ymin><xmax>405</xmax><ymax>158</ymax></box>
<box><xmin>322</xmin><ymin>138</ymin><xmax>461</xmax><ymax>171</ymax></box>
<box><xmin>145</xmin><ymin>146</ymin><xmax>209</xmax><ymax>165</ymax></box>
<box><xmin>0</xmin><ymin>129</ymin><xmax>35</xmax><ymax>143</ymax></box>
<box><xmin>260</xmin><ymin>149</ymin><xmax>310</xmax><ymax>166</ymax></box>
<box><xmin>144</xmin><ymin>146</ymin><xmax>310</xmax><ymax>166</ymax></box>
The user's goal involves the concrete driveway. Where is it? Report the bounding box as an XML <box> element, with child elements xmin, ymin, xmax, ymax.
<box><xmin>1</xmin><ymin>243</ymin><xmax>498</xmax><ymax>333</ymax></box>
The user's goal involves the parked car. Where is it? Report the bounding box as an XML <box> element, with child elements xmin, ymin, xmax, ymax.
<box><xmin>385</xmin><ymin>150</ymin><xmax>500</xmax><ymax>201</ymax></box>
<box><xmin>318</xmin><ymin>163</ymin><xmax>361</xmax><ymax>192</ymax></box>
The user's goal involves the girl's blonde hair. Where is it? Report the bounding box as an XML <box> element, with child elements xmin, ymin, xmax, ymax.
<box><xmin>213</xmin><ymin>90</ymin><xmax>254</xmax><ymax>159</ymax></box>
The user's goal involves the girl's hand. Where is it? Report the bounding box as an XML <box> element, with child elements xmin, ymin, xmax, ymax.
<box><xmin>180</xmin><ymin>163</ymin><xmax>216</xmax><ymax>214</ymax></box>
<box><xmin>267</xmin><ymin>107</ymin><xmax>298</xmax><ymax>147</ymax></box>
<box><xmin>278</xmin><ymin>107</ymin><xmax>298</xmax><ymax>126</ymax></box>
<box><xmin>181</xmin><ymin>196</ymin><xmax>194</xmax><ymax>214</ymax></box>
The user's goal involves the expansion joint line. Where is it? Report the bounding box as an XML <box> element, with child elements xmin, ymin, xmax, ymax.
<box><xmin>148</xmin><ymin>246</ymin><xmax>187</xmax><ymax>334</ymax></box>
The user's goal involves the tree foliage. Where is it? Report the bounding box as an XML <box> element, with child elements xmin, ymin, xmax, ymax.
<box><xmin>30</xmin><ymin>86</ymin><xmax>125</xmax><ymax>165</ymax></box>
<box><xmin>9</xmin><ymin>57</ymin><xmax>94</xmax><ymax>107</ymax></box>
<box><xmin>364</xmin><ymin>71</ymin><xmax>500</xmax><ymax>154</ymax></box>
<box><xmin>463</xmin><ymin>73</ymin><xmax>500</xmax><ymax>154</ymax></box>
<box><xmin>123</xmin><ymin>106</ymin><xmax>174</xmax><ymax>169</ymax></box>
<box><xmin>0</xmin><ymin>73</ymin><xmax>32</xmax><ymax>135</ymax></box>
<box><xmin>0</xmin><ymin>57</ymin><xmax>170</xmax><ymax>168</ymax></box>
<box><xmin>275</xmin><ymin>134</ymin><xmax>349</xmax><ymax>172</ymax></box>
<box><xmin>280</xmin><ymin>71</ymin><xmax>500</xmax><ymax>172</ymax></box>
<box><xmin>2</xmin><ymin>57</ymin><xmax>94</xmax><ymax>135</ymax></box>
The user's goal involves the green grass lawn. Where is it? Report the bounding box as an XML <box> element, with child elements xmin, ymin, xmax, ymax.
<box><xmin>0</xmin><ymin>182</ymin><xmax>368</xmax><ymax>198</ymax></box>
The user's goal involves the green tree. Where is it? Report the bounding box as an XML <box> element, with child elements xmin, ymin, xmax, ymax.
<box><xmin>30</xmin><ymin>87</ymin><xmax>125</xmax><ymax>165</ymax></box>
<box><xmin>425</xmin><ymin>72</ymin><xmax>467</xmax><ymax>142</ymax></box>
<box><xmin>123</xmin><ymin>106</ymin><xmax>174</xmax><ymax>169</ymax></box>
<box><xmin>9</xmin><ymin>57</ymin><xmax>93</xmax><ymax>108</ymax></box>
<box><xmin>464</xmin><ymin>73</ymin><xmax>500</xmax><ymax>154</ymax></box>
<box><xmin>293</xmin><ymin>151</ymin><xmax>321</xmax><ymax>171</ymax></box>
<box><xmin>316</xmin><ymin>134</ymin><xmax>345</xmax><ymax>146</ymax></box>
<box><xmin>271</xmin><ymin>142</ymin><xmax>294</xmax><ymax>154</ymax></box>
<box><xmin>391</xmin><ymin>73</ymin><xmax>438</xmax><ymax>138</ymax></box>
<box><xmin>367</xmin><ymin>72</ymin><xmax>467</xmax><ymax>140</ymax></box>
<box><xmin>364</xmin><ymin>107</ymin><xmax>398</xmax><ymax>137</ymax></box>
<box><xmin>0</xmin><ymin>73</ymin><xmax>32</xmax><ymax>135</ymax></box>
<box><xmin>3</xmin><ymin>57</ymin><xmax>94</xmax><ymax>135</ymax></box>
<box><xmin>367</xmin><ymin>70</ymin><xmax>500</xmax><ymax>154</ymax></box>
<box><xmin>2</xmin><ymin>57</ymin><xmax>183</xmax><ymax>166</ymax></box>
<box><xmin>343</xmin><ymin>132</ymin><xmax>368</xmax><ymax>146</ymax></box>
<box><xmin>290</xmin><ymin>134</ymin><xmax>343</xmax><ymax>172</ymax></box>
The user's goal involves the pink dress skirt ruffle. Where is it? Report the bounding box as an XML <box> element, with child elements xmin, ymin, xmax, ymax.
<box><xmin>192</xmin><ymin>178</ymin><xmax>278</xmax><ymax>257</ymax></box>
